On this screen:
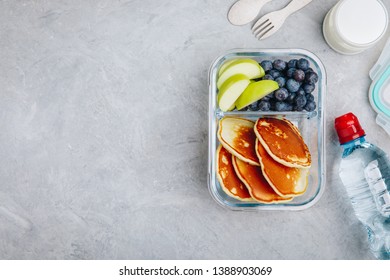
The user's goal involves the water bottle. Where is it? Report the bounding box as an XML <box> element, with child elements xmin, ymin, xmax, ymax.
<box><xmin>335</xmin><ymin>112</ymin><xmax>390</xmax><ymax>260</ymax></box>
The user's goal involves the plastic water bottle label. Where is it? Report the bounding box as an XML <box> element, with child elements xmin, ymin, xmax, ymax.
<box><xmin>364</xmin><ymin>160</ymin><xmax>390</xmax><ymax>217</ymax></box>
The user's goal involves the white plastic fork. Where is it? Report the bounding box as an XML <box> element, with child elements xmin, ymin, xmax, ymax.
<box><xmin>252</xmin><ymin>0</ymin><xmax>312</xmax><ymax>40</ymax></box>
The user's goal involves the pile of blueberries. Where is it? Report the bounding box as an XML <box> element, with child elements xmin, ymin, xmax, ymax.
<box><xmin>242</xmin><ymin>58</ymin><xmax>318</xmax><ymax>112</ymax></box>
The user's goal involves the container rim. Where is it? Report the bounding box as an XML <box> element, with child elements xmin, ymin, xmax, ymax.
<box><xmin>208</xmin><ymin>48</ymin><xmax>327</xmax><ymax>84</ymax></box>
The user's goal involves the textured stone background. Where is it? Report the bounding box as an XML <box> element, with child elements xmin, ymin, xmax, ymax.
<box><xmin>1</xmin><ymin>0</ymin><xmax>389</xmax><ymax>259</ymax></box>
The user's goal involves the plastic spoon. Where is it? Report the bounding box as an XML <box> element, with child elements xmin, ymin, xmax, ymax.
<box><xmin>228</xmin><ymin>0</ymin><xmax>273</xmax><ymax>26</ymax></box>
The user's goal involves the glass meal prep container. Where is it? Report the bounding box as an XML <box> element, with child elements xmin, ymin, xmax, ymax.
<box><xmin>208</xmin><ymin>49</ymin><xmax>326</xmax><ymax>211</ymax></box>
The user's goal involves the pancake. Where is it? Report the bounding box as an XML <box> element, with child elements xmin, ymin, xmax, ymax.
<box><xmin>217</xmin><ymin>117</ymin><xmax>259</xmax><ymax>166</ymax></box>
<box><xmin>232</xmin><ymin>156</ymin><xmax>292</xmax><ymax>204</ymax></box>
<box><xmin>216</xmin><ymin>145</ymin><xmax>253</xmax><ymax>201</ymax></box>
<box><xmin>256</xmin><ymin>139</ymin><xmax>309</xmax><ymax>197</ymax></box>
<box><xmin>254</xmin><ymin>117</ymin><xmax>311</xmax><ymax>168</ymax></box>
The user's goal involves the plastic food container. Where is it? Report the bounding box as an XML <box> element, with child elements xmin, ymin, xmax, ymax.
<box><xmin>208</xmin><ymin>49</ymin><xmax>326</xmax><ymax>211</ymax></box>
<box><xmin>369</xmin><ymin>37</ymin><xmax>390</xmax><ymax>135</ymax></box>
<box><xmin>323</xmin><ymin>0</ymin><xmax>388</xmax><ymax>55</ymax></box>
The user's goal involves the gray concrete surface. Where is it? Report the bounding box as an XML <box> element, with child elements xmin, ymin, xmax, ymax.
<box><xmin>1</xmin><ymin>0</ymin><xmax>389</xmax><ymax>259</ymax></box>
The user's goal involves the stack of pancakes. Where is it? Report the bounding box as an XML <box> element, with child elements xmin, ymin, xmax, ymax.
<box><xmin>216</xmin><ymin>117</ymin><xmax>311</xmax><ymax>203</ymax></box>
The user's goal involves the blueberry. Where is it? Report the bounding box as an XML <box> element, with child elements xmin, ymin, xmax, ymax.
<box><xmin>260</xmin><ymin>60</ymin><xmax>273</xmax><ymax>72</ymax></box>
<box><xmin>294</xmin><ymin>105</ymin><xmax>305</xmax><ymax>112</ymax></box>
<box><xmin>275</xmin><ymin>102</ymin><xmax>293</xmax><ymax>111</ymax></box>
<box><xmin>286</xmin><ymin>79</ymin><xmax>300</xmax><ymax>93</ymax></box>
<box><xmin>268</xmin><ymin>91</ymin><xmax>276</xmax><ymax>99</ymax></box>
<box><xmin>258</xmin><ymin>100</ymin><xmax>271</xmax><ymax>111</ymax></box>
<box><xmin>286</xmin><ymin>92</ymin><xmax>296</xmax><ymax>104</ymax></box>
<box><xmin>261</xmin><ymin>93</ymin><xmax>272</xmax><ymax>101</ymax></box>
<box><xmin>248</xmin><ymin>101</ymin><xmax>260</xmax><ymax>111</ymax></box>
<box><xmin>268</xmin><ymin>69</ymin><xmax>281</xmax><ymax>79</ymax></box>
<box><xmin>262</xmin><ymin>74</ymin><xmax>274</xmax><ymax>81</ymax></box>
<box><xmin>305</xmin><ymin>67</ymin><xmax>314</xmax><ymax>74</ymax></box>
<box><xmin>304</xmin><ymin>101</ymin><xmax>316</xmax><ymax>112</ymax></box>
<box><xmin>293</xmin><ymin>69</ymin><xmax>305</xmax><ymax>82</ymax></box>
<box><xmin>273</xmin><ymin>59</ymin><xmax>287</xmax><ymax>71</ymax></box>
<box><xmin>269</xmin><ymin>99</ymin><xmax>276</xmax><ymax>110</ymax></box>
<box><xmin>295</xmin><ymin>94</ymin><xmax>307</xmax><ymax>108</ymax></box>
<box><xmin>306</xmin><ymin>93</ymin><xmax>315</xmax><ymax>102</ymax></box>
<box><xmin>297</xmin><ymin>58</ymin><xmax>309</xmax><ymax>71</ymax></box>
<box><xmin>305</xmin><ymin>71</ymin><xmax>318</xmax><ymax>84</ymax></box>
<box><xmin>302</xmin><ymin>83</ymin><xmax>315</xmax><ymax>93</ymax></box>
<box><xmin>274</xmin><ymin>88</ymin><xmax>289</xmax><ymax>101</ymax></box>
<box><xmin>286</xmin><ymin>68</ymin><xmax>296</xmax><ymax>78</ymax></box>
<box><xmin>275</xmin><ymin>76</ymin><xmax>286</xmax><ymax>88</ymax></box>
<box><xmin>238</xmin><ymin>106</ymin><xmax>248</xmax><ymax>111</ymax></box>
<box><xmin>287</xmin><ymin>59</ymin><xmax>298</xmax><ymax>69</ymax></box>
<box><xmin>296</xmin><ymin>87</ymin><xmax>305</xmax><ymax>96</ymax></box>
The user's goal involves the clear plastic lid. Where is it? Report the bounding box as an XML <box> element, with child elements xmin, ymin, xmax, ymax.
<box><xmin>336</xmin><ymin>0</ymin><xmax>388</xmax><ymax>46</ymax></box>
<box><xmin>369</xmin><ymin>37</ymin><xmax>390</xmax><ymax>135</ymax></box>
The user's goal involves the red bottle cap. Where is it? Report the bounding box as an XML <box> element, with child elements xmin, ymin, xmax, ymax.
<box><xmin>335</xmin><ymin>112</ymin><xmax>366</xmax><ymax>144</ymax></box>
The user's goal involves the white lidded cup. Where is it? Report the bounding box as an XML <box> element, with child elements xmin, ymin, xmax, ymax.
<box><xmin>323</xmin><ymin>0</ymin><xmax>388</xmax><ymax>55</ymax></box>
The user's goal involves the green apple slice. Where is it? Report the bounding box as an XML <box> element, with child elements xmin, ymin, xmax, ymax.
<box><xmin>227</xmin><ymin>103</ymin><xmax>236</xmax><ymax>111</ymax></box>
<box><xmin>235</xmin><ymin>80</ymin><xmax>279</xmax><ymax>110</ymax></box>
<box><xmin>217</xmin><ymin>59</ymin><xmax>265</xmax><ymax>89</ymax></box>
<box><xmin>217</xmin><ymin>74</ymin><xmax>251</xmax><ymax>112</ymax></box>
<box><xmin>218</xmin><ymin>59</ymin><xmax>239</xmax><ymax>77</ymax></box>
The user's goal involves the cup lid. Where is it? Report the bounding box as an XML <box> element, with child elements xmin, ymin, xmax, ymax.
<box><xmin>336</xmin><ymin>0</ymin><xmax>388</xmax><ymax>46</ymax></box>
